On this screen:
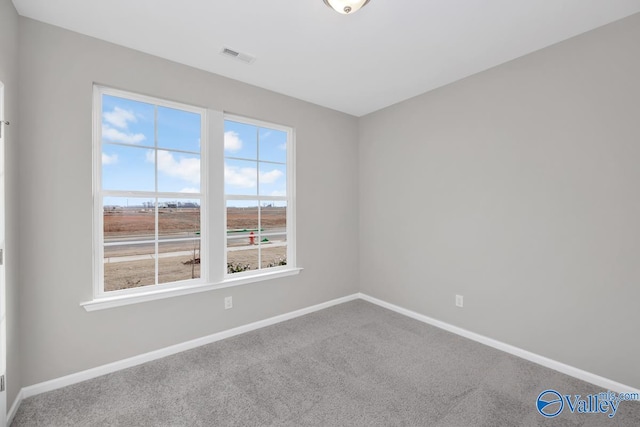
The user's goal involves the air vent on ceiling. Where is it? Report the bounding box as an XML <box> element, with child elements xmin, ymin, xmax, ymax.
<box><xmin>221</xmin><ymin>47</ymin><xmax>256</xmax><ymax>64</ymax></box>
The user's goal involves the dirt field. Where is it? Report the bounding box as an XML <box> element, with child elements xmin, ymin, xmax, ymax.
<box><xmin>103</xmin><ymin>206</ymin><xmax>287</xmax><ymax>291</ymax></box>
<box><xmin>104</xmin><ymin>207</ymin><xmax>200</xmax><ymax>239</ymax></box>
<box><xmin>103</xmin><ymin>206</ymin><xmax>286</xmax><ymax>238</ymax></box>
<box><xmin>227</xmin><ymin>245</ymin><xmax>287</xmax><ymax>270</ymax></box>
<box><xmin>104</xmin><ymin>254</ymin><xmax>201</xmax><ymax>292</ymax></box>
<box><xmin>225</xmin><ymin>207</ymin><xmax>287</xmax><ymax>230</ymax></box>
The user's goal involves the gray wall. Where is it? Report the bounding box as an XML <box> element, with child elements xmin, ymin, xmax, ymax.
<box><xmin>11</xmin><ymin>4</ymin><xmax>640</xmax><ymax>396</ymax></box>
<box><xmin>359</xmin><ymin>13</ymin><xmax>640</xmax><ymax>388</ymax></box>
<box><xmin>18</xmin><ymin>17</ymin><xmax>359</xmax><ymax>387</ymax></box>
<box><xmin>0</xmin><ymin>0</ymin><xmax>21</xmax><ymax>409</ymax></box>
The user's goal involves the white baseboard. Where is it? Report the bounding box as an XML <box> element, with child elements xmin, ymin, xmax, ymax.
<box><xmin>10</xmin><ymin>291</ymin><xmax>638</xmax><ymax>423</ymax></box>
<box><xmin>358</xmin><ymin>292</ymin><xmax>640</xmax><ymax>395</ymax></box>
<box><xmin>21</xmin><ymin>293</ymin><xmax>359</xmax><ymax>399</ymax></box>
<box><xmin>7</xmin><ymin>388</ymin><xmax>23</xmax><ymax>427</ymax></box>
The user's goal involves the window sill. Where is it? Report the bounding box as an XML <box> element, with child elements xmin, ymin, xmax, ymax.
<box><xmin>81</xmin><ymin>268</ymin><xmax>303</xmax><ymax>312</ymax></box>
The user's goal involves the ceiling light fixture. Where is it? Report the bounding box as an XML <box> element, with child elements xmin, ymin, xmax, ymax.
<box><xmin>323</xmin><ymin>0</ymin><xmax>370</xmax><ymax>15</ymax></box>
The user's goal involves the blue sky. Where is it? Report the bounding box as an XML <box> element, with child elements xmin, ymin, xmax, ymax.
<box><xmin>224</xmin><ymin>120</ymin><xmax>287</xmax><ymax>200</ymax></box>
<box><xmin>101</xmin><ymin>95</ymin><xmax>287</xmax><ymax>207</ymax></box>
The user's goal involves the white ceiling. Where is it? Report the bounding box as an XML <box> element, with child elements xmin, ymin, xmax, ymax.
<box><xmin>12</xmin><ymin>0</ymin><xmax>640</xmax><ymax>116</ymax></box>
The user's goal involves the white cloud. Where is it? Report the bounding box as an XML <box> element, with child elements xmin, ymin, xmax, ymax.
<box><xmin>270</xmin><ymin>190</ymin><xmax>286</xmax><ymax>197</ymax></box>
<box><xmin>224</xmin><ymin>163</ymin><xmax>256</xmax><ymax>188</ymax></box>
<box><xmin>103</xmin><ymin>107</ymin><xmax>136</xmax><ymax>129</ymax></box>
<box><xmin>146</xmin><ymin>150</ymin><xmax>200</xmax><ymax>183</ymax></box>
<box><xmin>102</xmin><ymin>106</ymin><xmax>146</xmax><ymax>144</ymax></box>
<box><xmin>179</xmin><ymin>187</ymin><xmax>200</xmax><ymax>193</ymax></box>
<box><xmin>260</xmin><ymin>169</ymin><xmax>284</xmax><ymax>184</ymax></box>
<box><xmin>224</xmin><ymin>163</ymin><xmax>283</xmax><ymax>188</ymax></box>
<box><xmin>224</xmin><ymin>131</ymin><xmax>243</xmax><ymax>152</ymax></box>
<box><xmin>102</xmin><ymin>125</ymin><xmax>146</xmax><ymax>144</ymax></box>
<box><xmin>102</xmin><ymin>153</ymin><xmax>118</xmax><ymax>165</ymax></box>
<box><xmin>278</xmin><ymin>143</ymin><xmax>287</xmax><ymax>151</ymax></box>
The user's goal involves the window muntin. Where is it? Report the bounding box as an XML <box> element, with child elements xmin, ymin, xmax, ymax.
<box><xmin>224</xmin><ymin>118</ymin><xmax>291</xmax><ymax>275</ymax></box>
<box><xmin>96</xmin><ymin>88</ymin><xmax>205</xmax><ymax>295</ymax></box>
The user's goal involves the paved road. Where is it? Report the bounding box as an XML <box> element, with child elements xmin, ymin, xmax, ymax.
<box><xmin>105</xmin><ymin>229</ymin><xmax>286</xmax><ymax>244</ymax></box>
<box><xmin>104</xmin><ymin>229</ymin><xmax>286</xmax><ymax>257</ymax></box>
<box><xmin>103</xmin><ymin>241</ymin><xmax>287</xmax><ymax>263</ymax></box>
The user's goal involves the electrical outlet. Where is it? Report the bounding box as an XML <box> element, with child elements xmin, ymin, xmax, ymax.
<box><xmin>224</xmin><ymin>296</ymin><xmax>233</xmax><ymax>310</ymax></box>
<box><xmin>455</xmin><ymin>295</ymin><xmax>463</xmax><ymax>308</ymax></box>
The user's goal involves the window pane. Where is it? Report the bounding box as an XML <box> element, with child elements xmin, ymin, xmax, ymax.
<box><xmin>261</xmin><ymin>243</ymin><xmax>287</xmax><ymax>269</ymax></box>
<box><xmin>158</xmin><ymin>241</ymin><xmax>201</xmax><ymax>284</ymax></box>
<box><xmin>227</xmin><ymin>240</ymin><xmax>259</xmax><ymax>273</ymax></box>
<box><xmin>102</xmin><ymin>145</ymin><xmax>155</xmax><ymax>192</ymax></box>
<box><xmin>155</xmin><ymin>149</ymin><xmax>201</xmax><ymax>193</ymax></box>
<box><xmin>259</xmin><ymin>128</ymin><xmax>287</xmax><ymax>163</ymax></box>
<box><xmin>102</xmin><ymin>95</ymin><xmax>154</xmax><ymax>147</ymax></box>
<box><xmin>225</xmin><ymin>159</ymin><xmax>258</xmax><ymax>196</ymax></box>
<box><xmin>258</xmin><ymin>162</ymin><xmax>286</xmax><ymax>197</ymax></box>
<box><xmin>227</xmin><ymin>201</ymin><xmax>258</xmax><ymax>233</ymax></box>
<box><xmin>223</xmin><ymin>117</ymin><xmax>292</xmax><ymax>276</ymax></box>
<box><xmin>260</xmin><ymin>202</ymin><xmax>286</xmax><ymax>236</ymax></box>
<box><xmin>98</xmin><ymin>88</ymin><xmax>210</xmax><ymax>294</ymax></box>
<box><xmin>224</xmin><ymin>120</ymin><xmax>257</xmax><ymax>160</ymax></box>
<box><xmin>104</xmin><ymin>242</ymin><xmax>156</xmax><ymax>291</ymax></box>
<box><xmin>157</xmin><ymin>106</ymin><xmax>201</xmax><ymax>152</ymax></box>
<box><xmin>158</xmin><ymin>198</ymin><xmax>201</xmax><ymax>240</ymax></box>
<box><xmin>104</xmin><ymin>241</ymin><xmax>154</xmax><ymax>258</ymax></box>
<box><xmin>103</xmin><ymin>197</ymin><xmax>155</xmax><ymax>241</ymax></box>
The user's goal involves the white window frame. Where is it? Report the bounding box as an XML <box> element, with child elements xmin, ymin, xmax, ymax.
<box><xmin>91</xmin><ymin>85</ymin><xmax>209</xmax><ymax>299</ymax></box>
<box><xmin>84</xmin><ymin>86</ymin><xmax>299</xmax><ymax>311</ymax></box>
<box><xmin>224</xmin><ymin>114</ymin><xmax>296</xmax><ymax>278</ymax></box>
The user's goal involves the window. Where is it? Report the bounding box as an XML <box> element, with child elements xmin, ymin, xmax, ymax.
<box><xmin>91</xmin><ymin>86</ymin><xmax>297</xmax><ymax>305</ymax></box>
<box><xmin>224</xmin><ymin>116</ymin><xmax>294</xmax><ymax>276</ymax></box>
<box><xmin>95</xmin><ymin>87</ymin><xmax>206</xmax><ymax>296</ymax></box>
